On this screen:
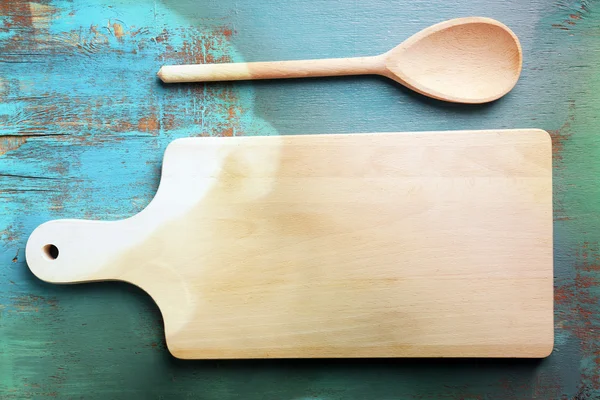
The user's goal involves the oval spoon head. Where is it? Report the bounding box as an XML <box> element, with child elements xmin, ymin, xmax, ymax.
<box><xmin>384</xmin><ymin>17</ymin><xmax>522</xmax><ymax>104</ymax></box>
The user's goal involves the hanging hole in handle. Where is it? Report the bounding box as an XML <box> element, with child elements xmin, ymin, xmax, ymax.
<box><xmin>42</xmin><ymin>244</ymin><xmax>59</xmax><ymax>260</ymax></box>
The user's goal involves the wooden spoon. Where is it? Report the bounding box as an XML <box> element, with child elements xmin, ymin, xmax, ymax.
<box><xmin>157</xmin><ymin>17</ymin><xmax>522</xmax><ymax>104</ymax></box>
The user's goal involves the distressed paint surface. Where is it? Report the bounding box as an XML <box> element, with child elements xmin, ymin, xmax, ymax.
<box><xmin>0</xmin><ymin>0</ymin><xmax>598</xmax><ymax>398</ymax></box>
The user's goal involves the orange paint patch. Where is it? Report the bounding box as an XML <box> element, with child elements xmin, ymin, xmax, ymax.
<box><xmin>221</xmin><ymin>104</ymin><xmax>242</xmax><ymax>136</ymax></box>
<box><xmin>217</xmin><ymin>27</ymin><xmax>234</xmax><ymax>38</ymax></box>
<box><xmin>549</xmin><ymin>100</ymin><xmax>575</xmax><ymax>163</ymax></box>
<box><xmin>0</xmin><ymin>1</ymin><xmax>33</xmax><ymax>30</ymax></box>
<box><xmin>155</xmin><ymin>29</ymin><xmax>169</xmax><ymax>43</ymax></box>
<box><xmin>554</xmin><ymin>285</ymin><xmax>571</xmax><ymax>304</ymax></box>
<box><xmin>0</xmin><ymin>136</ymin><xmax>28</xmax><ymax>156</ymax></box>
<box><xmin>138</xmin><ymin>115</ymin><xmax>159</xmax><ymax>133</ymax></box>
<box><xmin>112</xmin><ymin>22</ymin><xmax>125</xmax><ymax>41</ymax></box>
<box><xmin>220</xmin><ymin>127</ymin><xmax>234</xmax><ymax>137</ymax></box>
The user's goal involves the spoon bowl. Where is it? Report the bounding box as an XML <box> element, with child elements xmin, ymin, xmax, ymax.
<box><xmin>158</xmin><ymin>17</ymin><xmax>523</xmax><ymax>104</ymax></box>
<box><xmin>384</xmin><ymin>17</ymin><xmax>522</xmax><ymax>103</ymax></box>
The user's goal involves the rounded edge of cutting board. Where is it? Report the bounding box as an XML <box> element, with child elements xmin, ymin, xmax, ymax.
<box><xmin>539</xmin><ymin>127</ymin><xmax>554</xmax><ymax>360</ymax></box>
<box><xmin>531</xmin><ymin>127</ymin><xmax>554</xmax><ymax>359</ymax></box>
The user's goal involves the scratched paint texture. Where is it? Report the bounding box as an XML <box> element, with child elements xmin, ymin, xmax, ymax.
<box><xmin>0</xmin><ymin>0</ymin><xmax>599</xmax><ymax>398</ymax></box>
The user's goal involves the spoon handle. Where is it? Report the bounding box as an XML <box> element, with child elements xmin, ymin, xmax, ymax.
<box><xmin>157</xmin><ymin>56</ymin><xmax>383</xmax><ymax>83</ymax></box>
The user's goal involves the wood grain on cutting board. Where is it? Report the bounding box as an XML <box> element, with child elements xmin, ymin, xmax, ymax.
<box><xmin>26</xmin><ymin>130</ymin><xmax>553</xmax><ymax>359</ymax></box>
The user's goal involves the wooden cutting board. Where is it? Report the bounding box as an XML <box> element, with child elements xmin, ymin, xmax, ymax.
<box><xmin>26</xmin><ymin>129</ymin><xmax>554</xmax><ymax>359</ymax></box>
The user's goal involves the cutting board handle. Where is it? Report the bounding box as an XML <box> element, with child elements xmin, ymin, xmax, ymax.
<box><xmin>25</xmin><ymin>219</ymin><xmax>130</xmax><ymax>284</ymax></box>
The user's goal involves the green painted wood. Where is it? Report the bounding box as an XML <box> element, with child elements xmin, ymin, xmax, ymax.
<box><xmin>0</xmin><ymin>0</ymin><xmax>598</xmax><ymax>398</ymax></box>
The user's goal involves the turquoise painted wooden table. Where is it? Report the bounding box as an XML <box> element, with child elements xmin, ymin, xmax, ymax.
<box><xmin>0</xmin><ymin>0</ymin><xmax>598</xmax><ymax>398</ymax></box>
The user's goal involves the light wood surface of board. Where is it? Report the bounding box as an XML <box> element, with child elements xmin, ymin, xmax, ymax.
<box><xmin>157</xmin><ymin>17</ymin><xmax>522</xmax><ymax>104</ymax></box>
<box><xmin>26</xmin><ymin>129</ymin><xmax>553</xmax><ymax>359</ymax></box>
